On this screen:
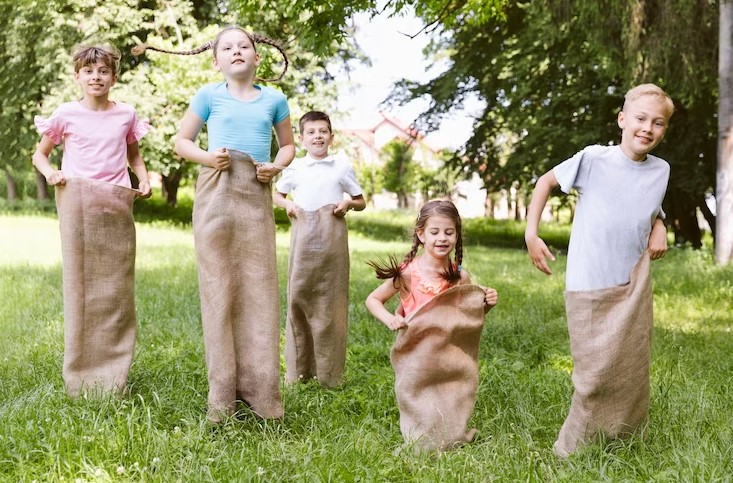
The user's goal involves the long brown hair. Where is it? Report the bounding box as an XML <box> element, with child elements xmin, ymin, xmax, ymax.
<box><xmin>131</xmin><ymin>26</ymin><xmax>288</xmax><ymax>82</ymax></box>
<box><xmin>367</xmin><ymin>199</ymin><xmax>464</xmax><ymax>287</ymax></box>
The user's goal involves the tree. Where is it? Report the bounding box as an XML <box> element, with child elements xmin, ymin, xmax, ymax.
<box><xmin>388</xmin><ymin>1</ymin><xmax>718</xmax><ymax>248</ymax></box>
<box><xmin>382</xmin><ymin>139</ymin><xmax>418</xmax><ymax>209</ymax></box>
<box><xmin>719</xmin><ymin>0</ymin><xmax>733</xmax><ymax>264</ymax></box>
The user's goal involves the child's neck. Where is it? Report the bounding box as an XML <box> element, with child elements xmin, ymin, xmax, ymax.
<box><xmin>79</xmin><ymin>96</ymin><xmax>113</xmax><ymax>112</ymax></box>
<box><xmin>418</xmin><ymin>253</ymin><xmax>451</xmax><ymax>276</ymax></box>
<box><xmin>226</xmin><ymin>78</ymin><xmax>260</xmax><ymax>101</ymax></box>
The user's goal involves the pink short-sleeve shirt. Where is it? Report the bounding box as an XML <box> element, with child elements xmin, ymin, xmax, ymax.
<box><xmin>34</xmin><ymin>101</ymin><xmax>150</xmax><ymax>188</ymax></box>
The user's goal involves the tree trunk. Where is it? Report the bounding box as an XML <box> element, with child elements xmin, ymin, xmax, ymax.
<box><xmin>35</xmin><ymin>169</ymin><xmax>49</xmax><ymax>201</ymax></box>
<box><xmin>699</xmin><ymin>194</ymin><xmax>716</xmax><ymax>240</ymax></box>
<box><xmin>717</xmin><ymin>0</ymin><xmax>733</xmax><ymax>264</ymax></box>
<box><xmin>4</xmin><ymin>169</ymin><xmax>18</xmax><ymax>201</ymax></box>
<box><xmin>161</xmin><ymin>169</ymin><xmax>183</xmax><ymax>207</ymax></box>
<box><xmin>667</xmin><ymin>189</ymin><xmax>703</xmax><ymax>249</ymax></box>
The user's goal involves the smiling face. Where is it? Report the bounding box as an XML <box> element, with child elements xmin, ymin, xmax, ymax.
<box><xmin>417</xmin><ymin>215</ymin><xmax>458</xmax><ymax>261</ymax></box>
<box><xmin>617</xmin><ymin>95</ymin><xmax>671</xmax><ymax>161</ymax></box>
<box><xmin>74</xmin><ymin>61</ymin><xmax>116</xmax><ymax>100</ymax></box>
<box><xmin>212</xmin><ymin>29</ymin><xmax>260</xmax><ymax>80</ymax></box>
<box><xmin>299</xmin><ymin>120</ymin><xmax>333</xmax><ymax>159</ymax></box>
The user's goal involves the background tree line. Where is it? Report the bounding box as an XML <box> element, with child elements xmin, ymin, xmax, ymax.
<box><xmin>0</xmin><ymin>0</ymin><xmax>724</xmax><ymax>255</ymax></box>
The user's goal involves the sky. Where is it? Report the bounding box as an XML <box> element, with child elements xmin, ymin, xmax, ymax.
<box><xmin>334</xmin><ymin>11</ymin><xmax>483</xmax><ymax>150</ymax></box>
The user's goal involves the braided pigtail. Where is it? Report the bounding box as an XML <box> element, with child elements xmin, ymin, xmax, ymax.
<box><xmin>249</xmin><ymin>32</ymin><xmax>289</xmax><ymax>82</ymax></box>
<box><xmin>445</xmin><ymin>231</ymin><xmax>464</xmax><ymax>285</ymax></box>
<box><xmin>131</xmin><ymin>41</ymin><xmax>213</xmax><ymax>57</ymax></box>
<box><xmin>366</xmin><ymin>228</ymin><xmax>423</xmax><ymax>288</ymax></box>
<box><xmin>131</xmin><ymin>27</ymin><xmax>287</xmax><ymax>82</ymax></box>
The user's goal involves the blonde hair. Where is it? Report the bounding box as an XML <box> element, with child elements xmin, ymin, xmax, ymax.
<box><xmin>72</xmin><ymin>45</ymin><xmax>121</xmax><ymax>75</ymax></box>
<box><xmin>623</xmin><ymin>83</ymin><xmax>675</xmax><ymax>118</ymax></box>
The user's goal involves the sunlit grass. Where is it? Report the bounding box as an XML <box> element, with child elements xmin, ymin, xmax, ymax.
<box><xmin>1</xmin><ymin>214</ymin><xmax>732</xmax><ymax>481</ymax></box>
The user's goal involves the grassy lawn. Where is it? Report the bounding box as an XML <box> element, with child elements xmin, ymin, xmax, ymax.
<box><xmin>1</xmin><ymin>211</ymin><xmax>732</xmax><ymax>482</ymax></box>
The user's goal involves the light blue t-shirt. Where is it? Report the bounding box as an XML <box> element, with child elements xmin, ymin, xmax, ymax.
<box><xmin>553</xmin><ymin>145</ymin><xmax>670</xmax><ymax>291</ymax></box>
<box><xmin>189</xmin><ymin>82</ymin><xmax>290</xmax><ymax>163</ymax></box>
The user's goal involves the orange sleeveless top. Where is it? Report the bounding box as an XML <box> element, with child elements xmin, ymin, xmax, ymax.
<box><xmin>399</xmin><ymin>258</ymin><xmax>452</xmax><ymax>316</ymax></box>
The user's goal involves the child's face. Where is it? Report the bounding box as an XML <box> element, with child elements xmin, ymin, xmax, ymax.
<box><xmin>417</xmin><ymin>215</ymin><xmax>457</xmax><ymax>260</ymax></box>
<box><xmin>213</xmin><ymin>30</ymin><xmax>260</xmax><ymax>79</ymax></box>
<box><xmin>617</xmin><ymin>95</ymin><xmax>670</xmax><ymax>161</ymax></box>
<box><xmin>75</xmin><ymin>62</ymin><xmax>116</xmax><ymax>99</ymax></box>
<box><xmin>299</xmin><ymin>120</ymin><xmax>333</xmax><ymax>159</ymax></box>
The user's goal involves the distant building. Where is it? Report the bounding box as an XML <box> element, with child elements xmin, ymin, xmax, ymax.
<box><xmin>338</xmin><ymin>112</ymin><xmax>487</xmax><ymax>217</ymax></box>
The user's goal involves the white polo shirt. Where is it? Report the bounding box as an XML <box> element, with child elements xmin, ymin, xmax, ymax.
<box><xmin>275</xmin><ymin>152</ymin><xmax>364</xmax><ymax>211</ymax></box>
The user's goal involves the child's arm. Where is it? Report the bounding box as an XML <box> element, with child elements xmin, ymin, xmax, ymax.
<box><xmin>274</xmin><ymin>191</ymin><xmax>298</xmax><ymax>218</ymax></box>
<box><xmin>256</xmin><ymin>116</ymin><xmax>295</xmax><ymax>183</ymax></box>
<box><xmin>365</xmin><ymin>279</ymin><xmax>407</xmax><ymax>331</ymax></box>
<box><xmin>524</xmin><ymin>170</ymin><xmax>559</xmax><ymax>275</ymax></box>
<box><xmin>334</xmin><ymin>195</ymin><xmax>366</xmax><ymax>217</ymax></box>
<box><xmin>647</xmin><ymin>217</ymin><xmax>668</xmax><ymax>260</ymax></box>
<box><xmin>32</xmin><ymin>136</ymin><xmax>65</xmax><ymax>186</ymax></box>
<box><xmin>174</xmin><ymin>109</ymin><xmax>231</xmax><ymax>170</ymax></box>
<box><xmin>127</xmin><ymin>141</ymin><xmax>151</xmax><ymax>198</ymax></box>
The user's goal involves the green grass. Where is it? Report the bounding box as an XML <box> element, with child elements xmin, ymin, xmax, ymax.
<box><xmin>1</xmin><ymin>214</ymin><xmax>732</xmax><ymax>482</ymax></box>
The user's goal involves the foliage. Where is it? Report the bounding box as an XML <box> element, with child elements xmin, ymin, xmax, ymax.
<box><xmin>388</xmin><ymin>0</ymin><xmax>718</xmax><ymax>246</ymax></box>
<box><xmin>381</xmin><ymin>138</ymin><xmax>419</xmax><ymax>208</ymax></box>
<box><xmin>229</xmin><ymin>0</ymin><xmax>507</xmax><ymax>58</ymax></box>
<box><xmin>1</xmin><ymin>215</ymin><xmax>732</xmax><ymax>480</ymax></box>
<box><xmin>0</xmin><ymin>0</ymin><xmax>352</xmax><ymax>205</ymax></box>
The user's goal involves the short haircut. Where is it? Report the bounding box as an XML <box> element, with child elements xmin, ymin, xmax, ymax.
<box><xmin>299</xmin><ymin>111</ymin><xmax>332</xmax><ymax>134</ymax></box>
<box><xmin>623</xmin><ymin>83</ymin><xmax>675</xmax><ymax>118</ymax></box>
<box><xmin>73</xmin><ymin>45</ymin><xmax>121</xmax><ymax>75</ymax></box>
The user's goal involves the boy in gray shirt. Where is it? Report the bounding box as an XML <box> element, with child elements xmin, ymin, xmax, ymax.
<box><xmin>524</xmin><ymin>83</ymin><xmax>674</xmax><ymax>457</ymax></box>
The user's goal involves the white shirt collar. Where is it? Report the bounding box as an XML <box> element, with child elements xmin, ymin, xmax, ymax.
<box><xmin>304</xmin><ymin>153</ymin><xmax>335</xmax><ymax>166</ymax></box>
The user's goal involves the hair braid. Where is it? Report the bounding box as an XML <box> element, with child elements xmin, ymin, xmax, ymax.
<box><xmin>132</xmin><ymin>29</ymin><xmax>288</xmax><ymax>83</ymax></box>
<box><xmin>249</xmin><ymin>33</ymin><xmax>289</xmax><ymax>82</ymax></box>
<box><xmin>131</xmin><ymin>42</ymin><xmax>213</xmax><ymax>57</ymax></box>
<box><xmin>402</xmin><ymin>233</ymin><xmax>421</xmax><ymax>266</ymax></box>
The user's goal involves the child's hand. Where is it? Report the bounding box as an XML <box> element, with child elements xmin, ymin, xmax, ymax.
<box><xmin>208</xmin><ymin>148</ymin><xmax>231</xmax><ymax>171</ymax></box>
<box><xmin>333</xmin><ymin>200</ymin><xmax>351</xmax><ymax>217</ymax></box>
<box><xmin>483</xmin><ymin>287</ymin><xmax>498</xmax><ymax>312</ymax></box>
<box><xmin>647</xmin><ymin>219</ymin><xmax>668</xmax><ymax>260</ymax></box>
<box><xmin>136</xmin><ymin>180</ymin><xmax>152</xmax><ymax>199</ymax></box>
<box><xmin>46</xmin><ymin>170</ymin><xmax>66</xmax><ymax>186</ymax></box>
<box><xmin>385</xmin><ymin>315</ymin><xmax>407</xmax><ymax>331</ymax></box>
<box><xmin>526</xmin><ymin>235</ymin><xmax>555</xmax><ymax>275</ymax></box>
<box><xmin>255</xmin><ymin>163</ymin><xmax>282</xmax><ymax>183</ymax></box>
<box><xmin>285</xmin><ymin>200</ymin><xmax>298</xmax><ymax>218</ymax></box>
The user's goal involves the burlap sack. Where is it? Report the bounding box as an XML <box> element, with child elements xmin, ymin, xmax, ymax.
<box><xmin>390</xmin><ymin>284</ymin><xmax>486</xmax><ymax>451</ymax></box>
<box><xmin>193</xmin><ymin>149</ymin><xmax>283</xmax><ymax>420</ymax></box>
<box><xmin>55</xmin><ymin>178</ymin><xmax>138</xmax><ymax>397</ymax></box>
<box><xmin>284</xmin><ymin>204</ymin><xmax>349</xmax><ymax>388</ymax></box>
<box><xmin>554</xmin><ymin>253</ymin><xmax>653</xmax><ymax>458</ymax></box>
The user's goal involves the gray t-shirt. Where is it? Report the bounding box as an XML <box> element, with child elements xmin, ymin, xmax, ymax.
<box><xmin>553</xmin><ymin>145</ymin><xmax>670</xmax><ymax>291</ymax></box>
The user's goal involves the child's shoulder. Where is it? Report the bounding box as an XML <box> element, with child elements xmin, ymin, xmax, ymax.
<box><xmin>258</xmin><ymin>84</ymin><xmax>287</xmax><ymax>100</ymax></box>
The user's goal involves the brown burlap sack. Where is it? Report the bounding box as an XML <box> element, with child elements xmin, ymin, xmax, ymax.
<box><xmin>390</xmin><ymin>284</ymin><xmax>486</xmax><ymax>452</ymax></box>
<box><xmin>55</xmin><ymin>178</ymin><xmax>138</xmax><ymax>397</ymax></box>
<box><xmin>554</xmin><ymin>253</ymin><xmax>653</xmax><ymax>458</ymax></box>
<box><xmin>193</xmin><ymin>149</ymin><xmax>283</xmax><ymax>420</ymax></box>
<box><xmin>284</xmin><ymin>204</ymin><xmax>349</xmax><ymax>388</ymax></box>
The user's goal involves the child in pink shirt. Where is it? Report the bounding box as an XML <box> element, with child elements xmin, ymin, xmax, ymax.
<box><xmin>32</xmin><ymin>44</ymin><xmax>150</xmax><ymax>396</ymax></box>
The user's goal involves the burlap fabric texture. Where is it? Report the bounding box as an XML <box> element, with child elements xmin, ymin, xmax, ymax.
<box><xmin>284</xmin><ymin>204</ymin><xmax>349</xmax><ymax>387</ymax></box>
<box><xmin>390</xmin><ymin>284</ymin><xmax>486</xmax><ymax>452</ymax></box>
<box><xmin>56</xmin><ymin>178</ymin><xmax>138</xmax><ymax>397</ymax></box>
<box><xmin>193</xmin><ymin>149</ymin><xmax>283</xmax><ymax>421</ymax></box>
<box><xmin>554</xmin><ymin>253</ymin><xmax>653</xmax><ymax>458</ymax></box>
